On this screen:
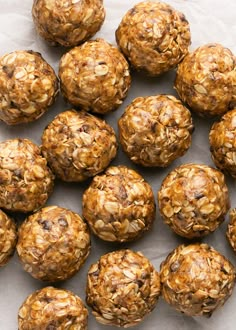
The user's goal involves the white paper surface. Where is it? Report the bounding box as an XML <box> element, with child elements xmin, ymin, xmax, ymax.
<box><xmin>0</xmin><ymin>0</ymin><xmax>236</xmax><ymax>329</ymax></box>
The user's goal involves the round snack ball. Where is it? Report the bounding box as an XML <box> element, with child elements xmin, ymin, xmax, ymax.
<box><xmin>0</xmin><ymin>50</ymin><xmax>58</xmax><ymax>125</ymax></box>
<box><xmin>209</xmin><ymin>109</ymin><xmax>236</xmax><ymax>178</ymax></box>
<box><xmin>0</xmin><ymin>210</ymin><xmax>17</xmax><ymax>267</ymax></box>
<box><xmin>158</xmin><ymin>163</ymin><xmax>230</xmax><ymax>239</ymax></box>
<box><xmin>175</xmin><ymin>43</ymin><xmax>236</xmax><ymax>117</ymax></box>
<box><xmin>118</xmin><ymin>95</ymin><xmax>194</xmax><ymax>167</ymax></box>
<box><xmin>115</xmin><ymin>1</ymin><xmax>191</xmax><ymax>76</ymax></box>
<box><xmin>160</xmin><ymin>243</ymin><xmax>235</xmax><ymax>317</ymax></box>
<box><xmin>41</xmin><ymin>109</ymin><xmax>118</xmax><ymax>182</ymax></box>
<box><xmin>82</xmin><ymin>165</ymin><xmax>155</xmax><ymax>242</ymax></box>
<box><xmin>18</xmin><ymin>286</ymin><xmax>88</xmax><ymax>329</ymax></box>
<box><xmin>17</xmin><ymin>206</ymin><xmax>91</xmax><ymax>282</ymax></box>
<box><xmin>59</xmin><ymin>39</ymin><xmax>131</xmax><ymax>114</ymax></box>
<box><xmin>86</xmin><ymin>249</ymin><xmax>161</xmax><ymax>327</ymax></box>
<box><xmin>0</xmin><ymin>138</ymin><xmax>54</xmax><ymax>213</ymax></box>
<box><xmin>32</xmin><ymin>0</ymin><xmax>105</xmax><ymax>47</ymax></box>
<box><xmin>226</xmin><ymin>208</ymin><xmax>236</xmax><ymax>253</ymax></box>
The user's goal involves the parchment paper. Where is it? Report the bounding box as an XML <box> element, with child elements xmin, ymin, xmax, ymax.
<box><xmin>0</xmin><ymin>1</ymin><xmax>236</xmax><ymax>329</ymax></box>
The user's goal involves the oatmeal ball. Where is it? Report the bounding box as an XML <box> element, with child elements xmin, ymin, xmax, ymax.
<box><xmin>59</xmin><ymin>39</ymin><xmax>131</xmax><ymax>114</ymax></box>
<box><xmin>0</xmin><ymin>139</ymin><xmax>54</xmax><ymax>213</ymax></box>
<box><xmin>160</xmin><ymin>243</ymin><xmax>235</xmax><ymax>317</ymax></box>
<box><xmin>175</xmin><ymin>43</ymin><xmax>236</xmax><ymax>117</ymax></box>
<box><xmin>41</xmin><ymin>109</ymin><xmax>117</xmax><ymax>182</ymax></box>
<box><xmin>226</xmin><ymin>208</ymin><xmax>236</xmax><ymax>253</ymax></box>
<box><xmin>209</xmin><ymin>109</ymin><xmax>236</xmax><ymax>178</ymax></box>
<box><xmin>17</xmin><ymin>206</ymin><xmax>90</xmax><ymax>282</ymax></box>
<box><xmin>32</xmin><ymin>0</ymin><xmax>105</xmax><ymax>47</ymax></box>
<box><xmin>0</xmin><ymin>210</ymin><xmax>17</xmax><ymax>267</ymax></box>
<box><xmin>118</xmin><ymin>95</ymin><xmax>194</xmax><ymax>167</ymax></box>
<box><xmin>18</xmin><ymin>286</ymin><xmax>88</xmax><ymax>330</ymax></box>
<box><xmin>158</xmin><ymin>163</ymin><xmax>230</xmax><ymax>239</ymax></box>
<box><xmin>86</xmin><ymin>249</ymin><xmax>161</xmax><ymax>327</ymax></box>
<box><xmin>82</xmin><ymin>165</ymin><xmax>155</xmax><ymax>242</ymax></box>
<box><xmin>0</xmin><ymin>50</ymin><xmax>58</xmax><ymax>125</ymax></box>
<box><xmin>116</xmin><ymin>1</ymin><xmax>191</xmax><ymax>76</ymax></box>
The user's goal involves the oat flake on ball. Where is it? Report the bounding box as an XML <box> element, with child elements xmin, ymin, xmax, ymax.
<box><xmin>0</xmin><ymin>138</ymin><xmax>54</xmax><ymax>213</ymax></box>
<box><xmin>0</xmin><ymin>210</ymin><xmax>17</xmax><ymax>267</ymax></box>
<box><xmin>32</xmin><ymin>0</ymin><xmax>105</xmax><ymax>47</ymax></box>
<box><xmin>17</xmin><ymin>206</ymin><xmax>90</xmax><ymax>282</ymax></box>
<box><xmin>41</xmin><ymin>109</ymin><xmax>118</xmax><ymax>182</ymax></box>
<box><xmin>160</xmin><ymin>243</ymin><xmax>235</xmax><ymax>317</ymax></box>
<box><xmin>18</xmin><ymin>286</ymin><xmax>88</xmax><ymax>330</ymax></box>
<box><xmin>116</xmin><ymin>1</ymin><xmax>191</xmax><ymax>76</ymax></box>
<box><xmin>0</xmin><ymin>50</ymin><xmax>58</xmax><ymax>125</ymax></box>
<box><xmin>158</xmin><ymin>163</ymin><xmax>230</xmax><ymax>239</ymax></box>
<box><xmin>82</xmin><ymin>165</ymin><xmax>155</xmax><ymax>242</ymax></box>
<box><xmin>118</xmin><ymin>94</ymin><xmax>194</xmax><ymax>167</ymax></box>
<box><xmin>86</xmin><ymin>249</ymin><xmax>161</xmax><ymax>328</ymax></box>
<box><xmin>59</xmin><ymin>38</ymin><xmax>131</xmax><ymax>114</ymax></box>
<box><xmin>175</xmin><ymin>43</ymin><xmax>236</xmax><ymax>117</ymax></box>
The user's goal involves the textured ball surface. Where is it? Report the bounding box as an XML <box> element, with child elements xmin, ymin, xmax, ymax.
<box><xmin>0</xmin><ymin>210</ymin><xmax>17</xmax><ymax>267</ymax></box>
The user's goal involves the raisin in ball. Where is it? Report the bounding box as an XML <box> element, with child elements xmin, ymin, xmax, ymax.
<box><xmin>158</xmin><ymin>163</ymin><xmax>230</xmax><ymax>239</ymax></box>
<box><xmin>86</xmin><ymin>249</ymin><xmax>161</xmax><ymax>327</ymax></box>
<box><xmin>160</xmin><ymin>243</ymin><xmax>235</xmax><ymax>317</ymax></box>
<box><xmin>82</xmin><ymin>165</ymin><xmax>155</xmax><ymax>242</ymax></box>
<box><xmin>0</xmin><ymin>210</ymin><xmax>17</xmax><ymax>267</ymax></box>
<box><xmin>17</xmin><ymin>206</ymin><xmax>90</xmax><ymax>282</ymax></box>
<box><xmin>0</xmin><ymin>50</ymin><xmax>58</xmax><ymax>125</ymax></box>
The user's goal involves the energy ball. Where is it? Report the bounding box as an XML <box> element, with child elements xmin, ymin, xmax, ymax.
<box><xmin>158</xmin><ymin>163</ymin><xmax>230</xmax><ymax>239</ymax></box>
<box><xmin>41</xmin><ymin>109</ymin><xmax>118</xmax><ymax>182</ymax></box>
<box><xmin>86</xmin><ymin>249</ymin><xmax>161</xmax><ymax>327</ymax></box>
<box><xmin>0</xmin><ymin>210</ymin><xmax>17</xmax><ymax>267</ymax></box>
<box><xmin>115</xmin><ymin>1</ymin><xmax>191</xmax><ymax>76</ymax></box>
<box><xmin>0</xmin><ymin>139</ymin><xmax>54</xmax><ymax>213</ymax></box>
<box><xmin>18</xmin><ymin>286</ymin><xmax>88</xmax><ymax>329</ymax></box>
<box><xmin>160</xmin><ymin>243</ymin><xmax>235</xmax><ymax>317</ymax></box>
<box><xmin>59</xmin><ymin>39</ymin><xmax>131</xmax><ymax>114</ymax></box>
<box><xmin>82</xmin><ymin>165</ymin><xmax>155</xmax><ymax>242</ymax></box>
<box><xmin>175</xmin><ymin>43</ymin><xmax>236</xmax><ymax>117</ymax></box>
<box><xmin>0</xmin><ymin>50</ymin><xmax>58</xmax><ymax>125</ymax></box>
<box><xmin>209</xmin><ymin>109</ymin><xmax>236</xmax><ymax>178</ymax></box>
<box><xmin>118</xmin><ymin>95</ymin><xmax>194</xmax><ymax>167</ymax></box>
<box><xmin>17</xmin><ymin>206</ymin><xmax>90</xmax><ymax>282</ymax></box>
<box><xmin>32</xmin><ymin>0</ymin><xmax>105</xmax><ymax>47</ymax></box>
<box><xmin>226</xmin><ymin>208</ymin><xmax>236</xmax><ymax>253</ymax></box>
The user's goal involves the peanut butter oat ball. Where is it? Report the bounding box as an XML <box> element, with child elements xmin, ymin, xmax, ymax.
<box><xmin>17</xmin><ymin>206</ymin><xmax>90</xmax><ymax>282</ymax></box>
<box><xmin>160</xmin><ymin>243</ymin><xmax>235</xmax><ymax>317</ymax></box>
<box><xmin>32</xmin><ymin>0</ymin><xmax>105</xmax><ymax>47</ymax></box>
<box><xmin>0</xmin><ymin>139</ymin><xmax>54</xmax><ymax>213</ymax></box>
<box><xmin>175</xmin><ymin>43</ymin><xmax>236</xmax><ymax>117</ymax></box>
<box><xmin>59</xmin><ymin>39</ymin><xmax>131</xmax><ymax>114</ymax></box>
<box><xmin>118</xmin><ymin>95</ymin><xmax>194</xmax><ymax>167</ymax></box>
<box><xmin>41</xmin><ymin>109</ymin><xmax>117</xmax><ymax>182</ymax></box>
<box><xmin>82</xmin><ymin>165</ymin><xmax>155</xmax><ymax>242</ymax></box>
<box><xmin>86</xmin><ymin>249</ymin><xmax>161</xmax><ymax>327</ymax></box>
<box><xmin>226</xmin><ymin>209</ymin><xmax>236</xmax><ymax>253</ymax></box>
<box><xmin>158</xmin><ymin>163</ymin><xmax>229</xmax><ymax>239</ymax></box>
<box><xmin>209</xmin><ymin>109</ymin><xmax>236</xmax><ymax>178</ymax></box>
<box><xmin>0</xmin><ymin>210</ymin><xmax>17</xmax><ymax>267</ymax></box>
<box><xmin>115</xmin><ymin>1</ymin><xmax>191</xmax><ymax>76</ymax></box>
<box><xmin>18</xmin><ymin>286</ymin><xmax>88</xmax><ymax>329</ymax></box>
<box><xmin>0</xmin><ymin>50</ymin><xmax>58</xmax><ymax>125</ymax></box>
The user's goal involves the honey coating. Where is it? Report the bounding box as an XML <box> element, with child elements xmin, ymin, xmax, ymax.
<box><xmin>18</xmin><ymin>286</ymin><xmax>88</xmax><ymax>329</ymax></box>
<box><xmin>0</xmin><ymin>138</ymin><xmax>54</xmax><ymax>213</ymax></box>
<box><xmin>118</xmin><ymin>94</ymin><xmax>194</xmax><ymax>167</ymax></box>
<box><xmin>32</xmin><ymin>0</ymin><xmax>105</xmax><ymax>47</ymax></box>
<box><xmin>175</xmin><ymin>43</ymin><xmax>236</xmax><ymax>117</ymax></box>
<box><xmin>59</xmin><ymin>38</ymin><xmax>131</xmax><ymax>114</ymax></box>
<box><xmin>0</xmin><ymin>210</ymin><xmax>17</xmax><ymax>267</ymax></box>
<box><xmin>0</xmin><ymin>50</ymin><xmax>58</xmax><ymax>125</ymax></box>
<box><xmin>160</xmin><ymin>243</ymin><xmax>235</xmax><ymax>317</ymax></box>
<box><xmin>116</xmin><ymin>1</ymin><xmax>191</xmax><ymax>76</ymax></box>
<box><xmin>158</xmin><ymin>163</ymin><xmax>230</xmax><ymax>239</ymax></box>
<box><xmin>17</xmin><ymin>206</ymin><xmax>91</xmax><ymax>282</ymax></box>
<box><xmin>82</xmin><ymin>165</ymin><xmax>155</xmax><ymax>242</ymax></box>
<box><xmin>86</xmin><ymin>249</ymin><xmax>161</xmax><ymax>328</ymax></box>
<box><xmin>41</xmin><ymin>109</ymin><xmax>118</xmax><ymax>182</ymax></box>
